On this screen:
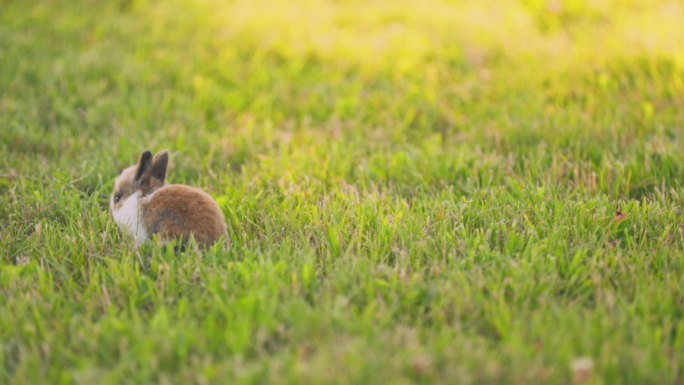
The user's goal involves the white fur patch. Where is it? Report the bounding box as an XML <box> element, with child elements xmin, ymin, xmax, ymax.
<box><xmin>112</xmin><ymin>191</ymin><xmax>148</xmax><ymax>246</ymax></box>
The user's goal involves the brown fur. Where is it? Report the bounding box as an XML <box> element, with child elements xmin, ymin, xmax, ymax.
<box><xmin>141</xmin><ymin>185</ymin><xmax>227</xmax><ymax>247</ymax></box>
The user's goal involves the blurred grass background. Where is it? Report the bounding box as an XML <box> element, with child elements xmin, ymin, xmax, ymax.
<box><xmin>1</xmin><ymin>0</ymin><xmax>684</xmax><ymax>384</ymax></box>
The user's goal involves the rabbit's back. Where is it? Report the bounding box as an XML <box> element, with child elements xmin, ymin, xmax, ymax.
<box><xmin>141</xmin><ymin>185</ymin><xmax>227</xmax><ymax>247</ymax></box>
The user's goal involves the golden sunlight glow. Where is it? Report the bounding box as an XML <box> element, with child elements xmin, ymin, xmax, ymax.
<box><xmin>187</xmin><ymin>0</ymin><xmax>684</xmax><ymax>73</ymax></box>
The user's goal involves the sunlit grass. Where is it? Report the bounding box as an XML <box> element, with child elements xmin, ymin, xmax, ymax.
<box><xmin>1</xmin><ymin>0</ymin><xmax>684</xmax><ymax>384</ymax></box>
<box><xmin>206</xmin><ymin>0</ymin><xmax>684</xmax><ymax>70</ymax></box>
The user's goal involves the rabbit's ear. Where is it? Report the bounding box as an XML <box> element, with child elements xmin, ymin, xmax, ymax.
<box><xmin>151</xmin><ymin>151</ymin><xmax>169</xmax><ymax>182</ymax></box>
<box><xmin>134</xmin><ymin>151</ymin><xmax>153</xmax><ymax>183</ymax></box>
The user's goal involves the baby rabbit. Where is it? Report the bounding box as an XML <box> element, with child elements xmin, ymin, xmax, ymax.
<box><xmin>110</xmin><ymin>150</ymin><xmax>228</xmax><ymax>248</ymax></box>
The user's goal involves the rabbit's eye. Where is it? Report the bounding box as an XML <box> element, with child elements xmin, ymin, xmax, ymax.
<box><xmin>114</xmin><ymin>193</ymin><xmax>122</xmax><ymax>203</ymax></box>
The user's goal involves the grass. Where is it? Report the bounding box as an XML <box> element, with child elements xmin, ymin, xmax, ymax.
<box><xmin>1</xmin><ymin>0</ymin><xmax>684</xmax><ymax>383</ymax></box>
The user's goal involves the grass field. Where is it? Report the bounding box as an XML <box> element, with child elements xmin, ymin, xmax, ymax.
<box><xmin>2</xmin><ymin>0</ymin><xmax>684</xmax><ymax>383</ymax></box>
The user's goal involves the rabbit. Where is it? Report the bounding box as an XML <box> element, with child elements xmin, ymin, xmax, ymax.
<box><xmin>110</xmin><ymin>150</ymin><xmax>228</xmax><ymax>249</ymax></box>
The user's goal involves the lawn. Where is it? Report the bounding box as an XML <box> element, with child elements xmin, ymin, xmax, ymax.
<box><xmin>1</xmin><ymin>0</ymin><xmax>684</xmax><ymax>384</ymax></box>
